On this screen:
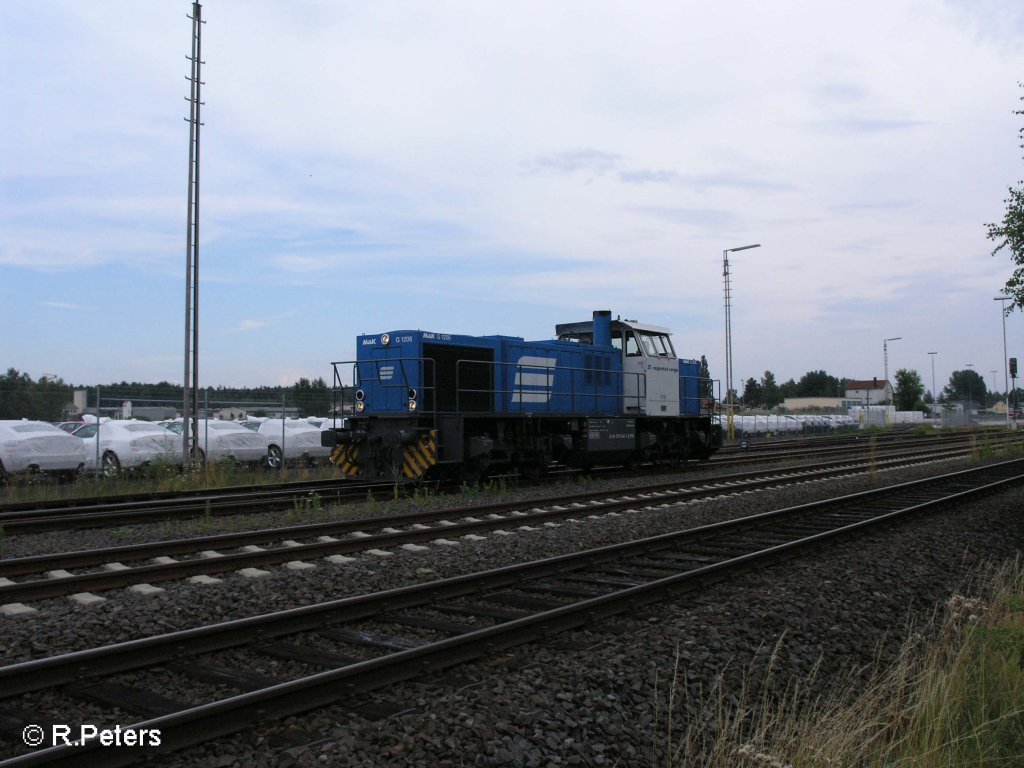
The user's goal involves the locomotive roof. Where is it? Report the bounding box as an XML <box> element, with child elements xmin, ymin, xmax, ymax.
<box><xmin>554</xmin><ymin>317</ymin><xmax>673</xmax><ymax>337</ymax></box>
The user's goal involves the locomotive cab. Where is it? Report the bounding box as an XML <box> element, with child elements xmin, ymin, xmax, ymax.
<box><xmin>556</xmin><ymin>313</ymin><xmax>682</xmax><ymax>417</ymax></box>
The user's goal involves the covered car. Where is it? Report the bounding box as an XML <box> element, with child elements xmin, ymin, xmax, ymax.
<box><xmin>258</xmin><ymin>418</ymin><xmax>332</xmax><ymax>469</ymax></box>
<box><xmin>0</xmin><ymin>420</ymin><xmax>86</xmax><ymax>481</ymax></box>
<box><xmin>166</xmin><ymin>419</ymin><xmax>270</xmax><ymax>464</ymax></box>
<box><xmin>74</xmin><ymin>420</ymin><xmax>183</xmax><ymax>476</ymax></box>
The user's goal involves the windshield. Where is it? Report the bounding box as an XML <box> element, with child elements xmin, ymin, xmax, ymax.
<box><xmin>634</xmin><ymin>331</ymin><xmax>675</xmax><ymax>357</ymax></box>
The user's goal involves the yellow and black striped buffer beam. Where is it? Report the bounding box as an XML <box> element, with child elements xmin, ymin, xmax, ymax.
<box><xmin>402</xmin><ymin>430</ymin><xmax>438</xmax><ymax>480</ymax></box>
<box><xmin>331</xmin><ymin>443</ymin><xmax>360</xmax><ymax>477</ymax></box>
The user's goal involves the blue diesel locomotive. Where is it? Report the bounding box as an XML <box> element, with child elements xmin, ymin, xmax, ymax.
<box><xmin>321</xmin><ymin>310</ymin><xmax>722</xmax><ymax>481</ymax></box>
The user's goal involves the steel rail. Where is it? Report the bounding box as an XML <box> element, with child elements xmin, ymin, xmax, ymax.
<box><xmin>0</xmin><ymin>442</ymin><xmax>987</xmax><ymax>604</ymax></box>
<box><xmin>2</xmin><ymin>460</ymin><xmax>1021</xmax><ymax>766</ymax></box>
<box><xmin>1</xmin><ymin>431</ymin><xmax>1010</xmax><ymax>536</ymax></box>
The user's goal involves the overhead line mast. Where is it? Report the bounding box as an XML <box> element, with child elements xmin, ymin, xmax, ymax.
<box><xmin>183</xmin><ymin>2</ymin><xmax>204</xmax><ymax>465</ymax></box>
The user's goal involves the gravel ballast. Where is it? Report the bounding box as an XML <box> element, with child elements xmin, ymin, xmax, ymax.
<box><xmin>2</xmin><ymin>454</ymin><xmax>1023</xmax><ymax>766</ymax></box>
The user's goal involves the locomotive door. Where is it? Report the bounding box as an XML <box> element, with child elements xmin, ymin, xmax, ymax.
<box><xmin>621</xmin><ymin>330</ymin><xmax>680</xmax><ymax>416</ymax></box>
<box><xmin>622</xmin><ymin>331</ymin><xmax>646</xmax><ymax>413</ymax></box>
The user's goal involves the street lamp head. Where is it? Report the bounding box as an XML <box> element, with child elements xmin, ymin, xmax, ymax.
<box><xmin>885</xmin><ymin>336</ymin><xmax>902</xmax><ymax>342</ymax></box>
<box><xmin>726</xmin><ymin>243</ymin><xmax>761</xmax><ymax>253</ymax></box>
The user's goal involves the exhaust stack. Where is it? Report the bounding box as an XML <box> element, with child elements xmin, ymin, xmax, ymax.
<box><xmin>593</xmin><ymin>310</ymin><xmax>612</xmax><ymax>347</ymax></box>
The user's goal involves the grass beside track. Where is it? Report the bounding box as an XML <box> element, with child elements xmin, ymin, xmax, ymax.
<box><xmin>666</xmin><ymin>556</ymin><xmax>1024</xmax><ymax>767</ymax></box>
<box><xmin>0</xmin><ymin>460</ymin><xmax>343</xmax><ymax>505</ymax></box>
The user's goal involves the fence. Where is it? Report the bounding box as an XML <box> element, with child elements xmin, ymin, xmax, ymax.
<box><xmin>0</xmin><ymin>386</ymin><xmax>338</xmax><ymax>425</ymax></box>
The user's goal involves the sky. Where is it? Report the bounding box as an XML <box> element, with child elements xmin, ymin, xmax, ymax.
<box><xmin>3</xmin><ymin>1</ymin><xmax>1024</xmax><ymax>399</ymax></box>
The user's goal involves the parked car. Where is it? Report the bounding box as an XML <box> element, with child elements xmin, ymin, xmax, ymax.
<box><xmin>257</xmin><ymin>418</ymin><xmax>332</xmax><ymax>469</ymax></box>
<box><xmin>73</xmin><ymin>420</ymin><xmax>183</xmax><ymax>476</ymax></box>
<box><xmin>55</xmin><ymin>421</ymin><xmax>86</xmax><ymax>434</ymax></box>
<box><xmin>0</xmin><ymin>420</ymin><xmax>86</xmax><ymax>483</ymax></box>
<box><xmin>164</xmin><ymin>419</ymin><xmax>270</xmax><ymax>465</ymax></box>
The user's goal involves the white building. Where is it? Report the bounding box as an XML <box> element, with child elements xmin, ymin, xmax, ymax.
<box><xmin>845</xmin><ymin>379</ymin><xmax>893</xmax><ymax>406</ymax></box>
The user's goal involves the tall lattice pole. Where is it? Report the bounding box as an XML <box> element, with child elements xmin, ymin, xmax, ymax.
<box><xmin>722</xmin><ymin>243</ymin><xmax>760</xmax><ymax>440</ymax></box>
<box><xmin>183</xmin><ymin>3</ymin><xmax>204</xmax><ymax>465</ymax></box>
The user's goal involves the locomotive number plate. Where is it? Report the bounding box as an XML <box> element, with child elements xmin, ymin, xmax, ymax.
<box><xmin>586</xmin><ymin>418</ymin><xmax>635</xmax><ymax>450</ymax></box>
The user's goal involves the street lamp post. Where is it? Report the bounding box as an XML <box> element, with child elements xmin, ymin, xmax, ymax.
<box><xmin>965</xmin><ymin>364</ymin><xmax>975</xmax><ymax>417</ymax></box>
<box><xmin>994</xmin><ymin>296</ymin><xmax>1011</xmax><ymax>427</ymax></box>
<box><xmin>928</xmin><ymin>351</ymin><xmax>938</xmax><ymax>417</ymax></box>
<box><xmin>723</xmin><ymin>243</ymin><xmax>761</xmax><ymax>440</ymax></box>
<box><xmin>883</xmin><ymin>337</ymin><xmax>901</xmax><ymax>404</ymax></box>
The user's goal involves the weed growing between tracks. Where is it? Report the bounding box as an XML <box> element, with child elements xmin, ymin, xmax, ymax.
<box><xmin>969</xmin><ymin>432</ymin><xmax>1024</xmax><ymax>464</ymax></box>
<box><xmin>656</xmin><ymin>558</ymin><xmax>1024</xmax><ymax>767</ymax></box>
<box><xmin>287</xmin><ymin>491</ymin><xmax>323</xmax><ymax>521</ymax></box>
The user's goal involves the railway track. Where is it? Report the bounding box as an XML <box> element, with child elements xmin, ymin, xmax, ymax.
<box><xmin>1</xmin><ymin>459</ymin><xmax>1021</xmax><ymax>766</ymax></box>
<box><xmin>0</xmin><ymin>431</ymin><xmax>1012</xmax><ymax>534</ymax></box>
<box><xmin>0</xmin><ymin>436</ymin><xmax>1009</xmax><ymax>609</ymax></box>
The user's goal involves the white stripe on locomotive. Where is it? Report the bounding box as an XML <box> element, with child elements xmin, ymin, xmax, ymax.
<box><xmin>512</xmin><ymin>356</ymin><xmax>557</xmax><ymax>403</ymax></box>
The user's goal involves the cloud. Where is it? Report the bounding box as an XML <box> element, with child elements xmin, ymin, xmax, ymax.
<box><xmin>619</xmin><ymin>169</ymin><xmax>794</xmax><ymax>191</ymax></box>
<box><xmin>225</xmin><ymin>311</ymin><xmax>298</xmax><ymax>334</ymax></box>
<box><xmin>804</xmin><ymin>118</ymin><xmax>930</xmax><ymax>135</ymax></box>
<box><xmin>618</xmin><ymin>169</ymin><xmax>683</xmax><ymax>184</ymax></box>
<box><xmin>828</xmin><ymin>200</ymin><xmax>914</xmax><ymax>213</ymax></box>
<box><xmin>4</xmin><ymin>1</ymin><xmax>1023</xmax><ymax>388</ymax></box>
<box><xmin>522</xmin><ymin>149</ymin><xmax>622</xmax><ymax>176</ymax></box>
<box><xmin>811</xmin><ymin>82</ymin><xmax>869</xmax><ymax>105</ymax></box>
<box><xmin>627</xmin><ymin>206</ymin><xmax>737</xmax><ymax>231</ymax></box>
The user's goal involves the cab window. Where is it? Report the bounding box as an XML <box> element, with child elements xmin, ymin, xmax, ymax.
<box><xmin>639</xmin><ymin>333</ymin><xmax>658</xmax><ymax>357</ymax></box>
<box><xmin>624</xmin><ymin>332</ymin><xmax>642</xmax><ymax>356</ymax></box>
<box><xmin>651</xmin><ymin>334</ymin><xmax>674</xmax><ymax>356</ymax></box>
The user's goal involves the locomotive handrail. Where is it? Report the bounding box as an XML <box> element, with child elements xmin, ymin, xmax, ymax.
<box><xmin>328</xmin><ymin>358</ymin><xmax>441</xmax><ymax>420</ymax></box>
<box><xmin>328</xmin><ymin>357</ymin><xmax>721</xmax><ymax>421</ymax></box>
<box><xmin>681</xmin><ymin>375</ymin><xmax>719</xmax><ymax>416</ymax></box>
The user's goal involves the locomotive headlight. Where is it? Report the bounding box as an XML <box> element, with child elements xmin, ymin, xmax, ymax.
<box><xmin>355</xmin><ymin>401</ymin><xmax>366</xmax><ymax>413</ymax></box>
<box><xmin>407</xmin><ymin>399</ymin><xmax>417</xmax><ymax>412</ymax></box>
<box><xmin>407</xmin><ymin>388</ymin><xmax>417</xmax><ymax>400</ymax></box>
<box><xmin>355</xmin><ymin>389</ymin><xmax>365</xmax><ymax>401</ymax></box>
<box><xmin>380</xmin><ymin>333</ymin><xmax>390</xmax><ymax>346</ymax></box>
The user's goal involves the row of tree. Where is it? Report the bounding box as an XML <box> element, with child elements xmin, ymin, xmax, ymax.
<box><xmin>5</xmin><ymin>365</ymin><xmax>1021</xmax><ymax>423</ymax></box>
<box><xmin>0</xmin><ymin>369</ymin><xmax>334</xmax><ymax>422</ymax></box>
<box><xmin>737</xmin><ymin>367</ymin><xmax>1021</xmax><ymax>412</ymax></box>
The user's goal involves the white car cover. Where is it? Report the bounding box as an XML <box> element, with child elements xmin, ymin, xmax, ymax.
<box><xmin>0</xmin><ymin>420</ymin><xmax>87</xmax><ymax>473</ymax></box>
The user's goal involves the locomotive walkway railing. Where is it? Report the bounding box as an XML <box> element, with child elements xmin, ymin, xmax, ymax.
<box><xmin>328</xmin><ymin>358</ymin><xmax>719</xmax><ymax>421</ymax></box>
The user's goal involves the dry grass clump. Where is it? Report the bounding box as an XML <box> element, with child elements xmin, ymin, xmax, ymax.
<box><xmin>655</xmin><ymin>558</ymin><xmax>1024</xmax><ymax>767</ymax></box>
